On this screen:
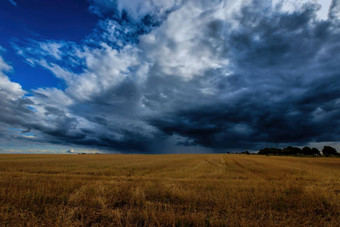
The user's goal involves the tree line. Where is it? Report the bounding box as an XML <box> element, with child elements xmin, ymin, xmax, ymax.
<box><xmin>256</xmin><ymin>146</ymin><xmax>339</xmax><ymax>156</ymax></box>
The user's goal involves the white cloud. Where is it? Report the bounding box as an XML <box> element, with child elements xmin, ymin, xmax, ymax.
<box><xmin>116</xmin><ymin>0</ymin><xmax>182</xmax><ymax>21</ymax></box>
<box><xmin>39</xmin><ymin>42</ymin><xmax>65</xmax><ymax>60</ymax></box>
<box><xmin>329</xmin><ymin>0</ymin><xmax>340</xmax><ymax>20</ymax></box>
<box><xmin>139</xmin><ymin>0</ymin><xmax>231</xmax><ymax>80</ymax></box>
<box><xmin>273</xmin><ymin>0</ymin><xmax>333</xmax><ymax>20</ymax></box>
<box><xmin>65</xmin><ymin>44</ymin><xmax>140</xmax><ymax>101</ymax></box>
<box><xmin>0</xmin><ymin>54</ymin><xmax>25</xmax><ymax>99</ymax></box>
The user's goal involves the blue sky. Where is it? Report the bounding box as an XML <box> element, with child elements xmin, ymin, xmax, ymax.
<box><xmin>0</xmin><ymin>0</ymin><xmax>97</xmax><ymax>89</ymax></box>
<box><xmin>0</xmin><ymin>0</ymin><xmax>339</xmax><ymax>154</ymax></box>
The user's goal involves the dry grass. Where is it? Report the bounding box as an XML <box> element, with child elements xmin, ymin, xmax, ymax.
<box><xmin>0</xmin><ymin>154</ymin><xmax>340</xmax><ymax>226</ymax></box>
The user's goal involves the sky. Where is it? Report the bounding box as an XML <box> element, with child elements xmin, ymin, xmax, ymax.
<box><xmin>0</xmin><ymin>0</ymin><xmax>339</xmax><ymax>154</ymax></box>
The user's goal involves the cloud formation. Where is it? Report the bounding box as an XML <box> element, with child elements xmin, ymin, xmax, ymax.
<box><xmin>89</xmin><ymin>0</ymin><xmax>182</xmax><ymax>21</ymax></box>
<box><xmin>3</xmin><ymin>0</ymin><xmax>340</xmax><ymax>152</ymax></box>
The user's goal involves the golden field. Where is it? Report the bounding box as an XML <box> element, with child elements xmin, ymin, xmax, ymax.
<box><xmin>0</xmin><ymin>154</ymin><xmax>340</xmax><ymax>226</ymax></box>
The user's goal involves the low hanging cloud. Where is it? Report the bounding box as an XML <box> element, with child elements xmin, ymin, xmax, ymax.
<box><xmin>3</xmin><ymin>0</ymin><xmax>340</xmax><ymax>152</ymax></box>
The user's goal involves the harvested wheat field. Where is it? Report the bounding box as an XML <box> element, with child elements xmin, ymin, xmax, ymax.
<box><xmin>0</xmin><ymin>154</ymin><xmax>340</xmax><ymax>226</ymax></box>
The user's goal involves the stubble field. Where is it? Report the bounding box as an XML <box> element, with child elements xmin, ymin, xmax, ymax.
<box><xmin>0</xmin><ymin>154</ymin><xmax>340</xmax><ymax>226</ymax></box>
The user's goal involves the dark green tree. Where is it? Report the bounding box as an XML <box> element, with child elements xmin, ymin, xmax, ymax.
<box><xmin>282</xmin><ymin>146</ymin><xmax>302</xmax><ymax>155</ymax></box>
<box><xmin>322</xmin><ymin>146</ymin><xmax>339</xmax><ymax>156</ymax></box>
<box><xmin>258</xmin><ymin>148</ymin><xmax>281</xmax><ymax>155</ymax></box>
<box><xmin>302</xmin><ymin>146</ymin><xmax>313</xmax><ymax>155</ymax></box>
<box><xmin>311</xmin><ymin>148</ymin><xmax>321</xmax><ymax>156</ymax></box>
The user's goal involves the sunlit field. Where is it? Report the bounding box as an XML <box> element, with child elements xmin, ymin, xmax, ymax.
<box><xmin>0</xmin><ymin>154</ymin><xmax>340</xmax><ymax>226</ymax></box>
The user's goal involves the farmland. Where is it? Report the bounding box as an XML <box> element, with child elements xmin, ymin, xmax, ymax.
<box><xmin>0</xmin><ymin>154</ymin><xmax>340</xmax><ymax>226</ymax></box>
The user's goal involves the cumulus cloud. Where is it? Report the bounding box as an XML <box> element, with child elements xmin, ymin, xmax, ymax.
<box><xmin>0</xmin><ymin>53</ymin><xmax>24</xmax><ymax>98</ymax></box>
<box><xmin>139</xmin><ymin>1</ymin><xmax>231</xmax><ymax>80</ymax></box>
<box><xmin>0</xmin><ymin>49</ymin><xmax>29</xmax><ymax>132</ymax></box>
<box><xmin>148</xmin><ymin>0</ymin><xmax>340</xmax><ymax>149</ymax></box>
<box><xmin>329</xmin><ymin>0</ymin><xmax>340</xmax><ymax>20</ymax></box>
<box><xmin>4</xmin><ymin>0</ymin><xmax>340</xmax><ymax>152</ymax></box>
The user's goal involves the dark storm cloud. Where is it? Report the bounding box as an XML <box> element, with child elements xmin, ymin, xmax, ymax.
<box><xmin>3</xmin><ymin>0</ymin><xmax>340</xmax><ymax>152</ymax></box>
<box><xmin>146</xmin><ymin>1</ymin><xmax>340</xmax><ymax>149</ymax></box>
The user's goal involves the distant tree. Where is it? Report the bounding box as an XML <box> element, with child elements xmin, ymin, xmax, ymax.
<box><xmin>282</xmin><ymin>146</ymin><xmax>302</xmax><ymax>155</ymax></box>
<box><xmin>258</xmin><ymin>148</ymin><xmax>282</xmax><ymax>155</ymax></box>
<box><xmin>258</xmin><ymin>146</ymin><xmax>323</xmax><ymax>156</ymax></box>
<box><xmin>322</xmin><ymin>146</ymin><xmax>339</xmax><ymax>156</ymax></box>
<box><xmin>302</xmin><ymin>146</ymin><xmax>313</xmax><ymax>155</ymax></box>
<box><xmin>311</xmin><ymin>148</ymin><xmax>321</xmax><ymax>156</ymax></box>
